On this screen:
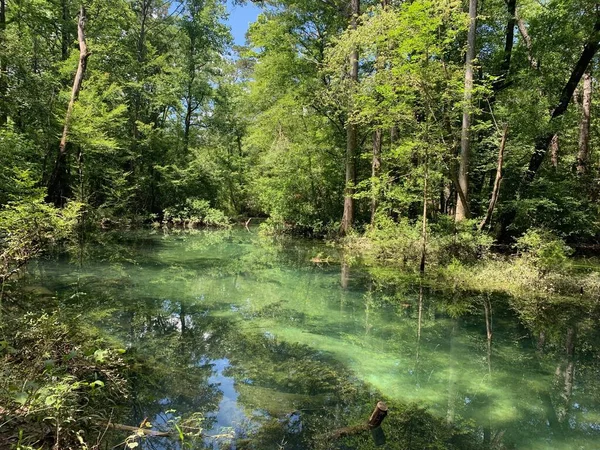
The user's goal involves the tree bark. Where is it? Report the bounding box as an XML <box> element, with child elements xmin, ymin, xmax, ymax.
<box><xmin>577</xmin><ymin>71</ymin><xmax>592</xmax><ymax>175</ymax></box>
<box><xmin>368</xmin><ymin>401</ymin><xmax>388</xmax><ymax>429</ymax></box>
<box><xmin>371</xmin><ymin>128</ymin><xmax>382</xmax><ymax>224</ymax></box>
<box><xmin>523</xmin><ymin>17</ymin><xmax>600</xmax><ymax>184</ymax></box>
<box><xmin>420</xmin><ymin>153</ymin><xmax>428</xmax><ymax>274</ymax></box>
<box><xmin>550</xmin><ymin>133</ymin><xmax>559</xmax><ymax>168</ymax></box>
<box><xmin>493</xmin><ymin>0</ymin><xmax>516</xmax><ymax>91</ymax></box>
<box><xmin>340</xmin><ymin>0</ymin><xmax>359</xmax><ymax>235</ymax></box>
<box><xmin>516</xmin><ymin>12</ymin><xmax>538</xmax><ymax>70</ymax></box>
<box><xmin>61</xmin><ymin>0</ymin><xmax>69</xmax><ymax>61</ymax></box>
<box><xmin>478</xmin><ymin>124</ymin><xmax>508</xmax><ymax>230</ymax></box>
<box><xmin>0</xmin><ymin>0</ymin><xmax>7</xmax><ymax>126</ymax></box>
<box><xmin>456</xmin><ymin>0</ymin><xmax>477</xmax><ymax>221</ymax></box>
<box><xmin>48</xmin><ymin>5</ymin><xmax>90</xmax><ymax>206</ymax></box>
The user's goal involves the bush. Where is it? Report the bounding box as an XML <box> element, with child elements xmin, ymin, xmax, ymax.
<box><xmin>516</xmin><ymin>228</ymin><xmax>573</xmax><ymax>273</ymax></box>
<box><xmin>163</xmin><ymin>198</ymin><xmax>230</xmax><ymax>228</ymax></box>
<box><xmin>431</xmin><ymin>218</ymin><xmax>494</xmax><ymax>265</ymax></box>
<box><xmin>365</xmin><ymin>215</ymin><xmax>423</xmax><ymax>266</ymax></box>
<box><xmin>360</xmin><ymin>215</ymin><xmax>493</xmax><ymax>268</ymax></box>
<box><xmin>0</xmin><ymin>312</ymin><xmax>128</xmax><ymax>449</ymax></box>
<box><xmin>0</xmin><ymin>195</ymin><xmax>82</xmax><ymax>283</ymax></box>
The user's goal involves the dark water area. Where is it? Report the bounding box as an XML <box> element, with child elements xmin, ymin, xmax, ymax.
<box><xmin>24</xmin><ymin>229</ymin><xmax>600</xmax><ymax>449</ymax></box>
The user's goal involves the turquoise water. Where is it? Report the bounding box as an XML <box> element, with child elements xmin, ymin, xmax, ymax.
<box><xmin>25</xmin><ymin>229</ymin><xmax>600</xmax><ymax>449</ymax></box>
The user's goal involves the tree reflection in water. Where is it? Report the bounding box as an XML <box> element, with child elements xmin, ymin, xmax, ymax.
<box><xmin>22</xmin><ymin>229</ymin><xmax>600</xmax><ymax>449</ymax></box>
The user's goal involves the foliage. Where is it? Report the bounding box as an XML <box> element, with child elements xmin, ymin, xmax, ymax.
<box><xmin>516</xmin><ymin>228</ymin><xmax>573</xmax><ymax>272</ymax></box>
<box><xmin>0</xmin><ymin>195</ymin><xmax>82</xmax><ymax>284</ymax></box>
<box><xmin>0</xmin><ymin>312</ymin><xmax>128</xmax><ymax>449</ymax></box>
<box><xmin>356</xmin><ymin>215</ymin><xmax>493</xmax><ymax>268</ymax></box>
<box><xmin>163</xmin><ymin>198</ymin><xmax>231</xmax><ymax>228</ymax></box>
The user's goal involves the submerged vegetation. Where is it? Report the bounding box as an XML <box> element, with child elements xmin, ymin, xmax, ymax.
<box><xmin>1</xmin><ymin>0</ymin><xmax>600</xmax><ymax>447</ymax></box>
<box><xmin>1</xmin><ymin>230</ymin><xmax>599</xmax><ymax>449</ymax></box>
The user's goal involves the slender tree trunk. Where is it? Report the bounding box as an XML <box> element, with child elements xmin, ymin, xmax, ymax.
<box><xmin>390</xmin><ymin>125</ymin><xmax>398</xmax><ymax>144</ymax></box>
<box><xmin>61</xmin><ymin>0</ymin><xmax>69</xmax><ymax>61</ymax></box>
<box><xmin>493</xmin><ymin>0</ymin><xmax>516</xmax><ymax>91</ymax></box>
<box><xmin>0</xmin><ymin>0</ymin><xmax>7</xmax><ymax>126</ymax></box>
<box><xmin>183</xmin><ymin>27</ymin><xmax>197</xmax><ymax>152</ymax></box>
<box><xmin>184</xmin><ymin>91</ymin><xmax>193</xmax><ymax>150</ymax></box>
<box><xmin>340</xmin><ymin>0</ymin><xmax>359</xmax><ymax>235</ymax></box>
<box><xmin>516</xmin><ymin>12</ymin><xmax>538</xmax><ymax>70</ymax></box>
<box><xmin>577</xmin><ymin>71</ymin><xmax>593</xmax><ymax>175</ymax></box>
<box><xmin>371</xmin><ymin>128</ymin><xmax>382</xmax><ymax>224</ymax></box>
<box><xmin>479</xmin><ymin>124</ymin><xmax>508</xmax><ymax>230</ymax></box>
<box><xmin>550</xmin><ymin>133</ymin><xmax>559</xmax><ymax>168</ymax></box>
<box><xmin>420</xmin><ymin>151</ymin><xmax>428</xmax><ymax>274</ymax></box>
<box><xmin>456</xmin><ymin>0</ymin><xmax>477</xmax><ymax>221</ymax></box>
<box><xmin>137</xmin><ymin>0</ymin><xmax>149</xmax><ymax>64</ymax></box>
<box><xmin>48</xmin><ymin>5</ymin><xmax>90</xmax><ymax>206</ymax></box>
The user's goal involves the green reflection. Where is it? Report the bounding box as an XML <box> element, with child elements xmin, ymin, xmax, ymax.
<box><xmin>22</xmin><ymin>229</ymin><xmax>600</xmax><ymax>449</ymax></box>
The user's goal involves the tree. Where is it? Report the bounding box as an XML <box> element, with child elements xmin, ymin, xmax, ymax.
<box><xmin>48</xmin><ymin>4</ymin><xmax>90</xmax><ymax>206</ymax></box>
<box><xmin>576</xmin><ymin>71</ymin><xmax>593</xmax><ymax>175</ymax></box>
<box><xmin>456</xmin><ymin>0</ymin><xmax>477</xmax><ymax>221</ymax></box>
<box><xmin>340</xmin><ymin>0</ymin><xmax>360</xmax><ymax>234</ymax></box>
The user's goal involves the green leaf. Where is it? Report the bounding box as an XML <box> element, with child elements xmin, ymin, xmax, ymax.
<box><xmin>13</xmin><ymin>392</ymin><xmax>28</xmax><ymax>405</ymax></box>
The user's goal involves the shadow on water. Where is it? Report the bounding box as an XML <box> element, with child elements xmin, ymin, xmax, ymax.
<box><xmin>20</xmin><ymin>229</ymin><xmax>600</xmax><ymax>449</ymax></box>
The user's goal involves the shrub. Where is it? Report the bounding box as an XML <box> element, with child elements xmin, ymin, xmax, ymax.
<box><xmin>163</xmin><ymin>198</ymin><xmax>230</xmax><ymax>228</ymax></box>
<box><xmin>430</xmin><ymin>218</ymin><xmax>494</xmax><ymax>265</ymax></box>
<box><xmin>365</xmin><ymin>215</ymin><xmax>422</xmax><ymax>265</ymax></box>
<box><xmin>515</xmin><ymin>228</ymin><xmax>573</xmax><ymax>273</ymax></box>
<box><xmin>0</xmin><ymin>312</ymin><xmax>128</xmax><ymax>449</ymax></box>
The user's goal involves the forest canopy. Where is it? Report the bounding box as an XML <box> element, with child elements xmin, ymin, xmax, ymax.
<box><xmin>0</xmin><ymin>0</ymin><xmax>599</xmax><ymax>245</ymax></box>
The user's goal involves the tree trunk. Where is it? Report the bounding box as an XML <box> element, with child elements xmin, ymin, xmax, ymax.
<box><xmin>420</xmin><ymin>153</ymin><xmax>428</xmax><ymax>274</ymax></box>
<box><xmin>577</xmin><ymin>71</ymin><xmax>592</xmax><ymax>175</ymax></box>
<box><xmin>523</xmin><ymin>17</ymin><xmax>600</xmax><ymax>184</ymax></box>
<box><xmin>61</xmin><ymin>0</ymin><xmax>69</xmax><ymax>61</ymax></box>
<box><xmin>390</xmin><ymin>125</ymin><xmax>398</xmax><ymax>144</ymax></box>
<box><xmin>370</xmin><ymin>128</ymin><xmax>382</xmax><ymax>224</ymax></box>
<box><xmin>48</xmin><ymin>5</ymin><xmax>90</xmax><ymax>206</ymax></box>
<box><xmin>478</xmin><ymin>124</ymin><xmax>508</xmax><ymax>230</ymax></box>
<box><xmin>493</xmin><ymin>0</ymin><xmax>516</xmax><ymax>91</ymax></box>
<box><xmin>516</xmin><ymin>12</ymin><xmax>538</xmax><ymax>70</ymax></box>
<box><xmin>0</xmin><ymin>0</ymin><xmax>7</xmax><ymax>126</ymax></box>
<box><xmin>550</xmin><ymin>133</ymin><xmax>559</xmax><ymax>168</ymax></box>
<box><xmin>184</xmin><ymin>91</ymin><xmax>193</xmax><ymax>150</ymax></box>
<box><xmin>456</xmin><ymin>0</ymin><xmax>477</xmax><ymax>221</ymax></box>
<box><xmin>340</xmin><ymin>0</ymin><xmax>359</xmax><ymax>235</ymax></box>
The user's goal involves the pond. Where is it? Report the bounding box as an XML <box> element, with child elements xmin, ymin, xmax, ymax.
<box><xmin>25</xmin><ymin>229</ymin><xmax>600</xmax><ymax>449</ymax></box>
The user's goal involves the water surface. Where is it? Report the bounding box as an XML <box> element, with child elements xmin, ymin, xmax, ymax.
<box><xmin>26</xmin><ymin>229</ymin><xmax>600</xmax><ymax>449</ymax></box>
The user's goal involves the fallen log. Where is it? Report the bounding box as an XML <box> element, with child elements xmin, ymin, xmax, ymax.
<box><xmin>368</xmin><ymin>401</ymin><xmax>388</xmax><ymax>429</ymax></box>
<box><xmin>326</xmin><ymin>401</ymin><xmax>389</xmax><ymax>440</ymax></box>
